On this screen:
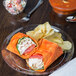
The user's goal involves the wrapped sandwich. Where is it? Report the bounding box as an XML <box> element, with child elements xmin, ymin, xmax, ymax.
<box><xmin>26</xmin><ymin>39</ymin><xmax>63</xmax><ymax>72</ymax></box>
<box><xmin>6</xmin><ymin>32</ymin><xmax>38</xmax><ymax>59</ymax></box>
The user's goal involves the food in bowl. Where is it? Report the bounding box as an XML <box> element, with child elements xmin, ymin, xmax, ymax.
<box><xmin>49</xmin><ymin>0</ymin><xmax>76</xmax><ymax>15</ymax></box>
<box><xmin>3</xmin><ymin>0</ymin><xmax>27</xmax><ymax>15</ymax></box>
<box><xmin>6</xmin><ymin>22</ymin><xmax>72</xmax><ymax>72</ymax></box>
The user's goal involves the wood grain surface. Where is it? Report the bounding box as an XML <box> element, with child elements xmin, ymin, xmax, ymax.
<box><xmin>0</xmin><ymin>0</ymin><xmax>76</xmax><ymax>76</ymax></box>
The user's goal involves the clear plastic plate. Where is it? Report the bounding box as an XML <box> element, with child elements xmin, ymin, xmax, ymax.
<box><xmin>1</xmin><ymin>24</ymin><xmax>74</xmax><ymax>75</ymax></box>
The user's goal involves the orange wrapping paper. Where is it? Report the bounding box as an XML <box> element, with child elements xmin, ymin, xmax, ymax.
<box><xmin>27</xmin><ymin>39</ymin><xmax>63</xmax><ymax>72</ymax></box>
<box><xmin>6</xmin><ymin>32</ymin><xmax>38</xmax><ymax>59</ymax></box>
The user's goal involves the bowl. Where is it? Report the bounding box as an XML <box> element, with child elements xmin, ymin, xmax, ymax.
<box><xmin>1</xmin><ymin>24</ymin><xmax>74</xmax><ymax>75</ymax></box>
<box><xmin>49</xmin><ymin>0</ymin><xmax>76</xmax><ymax>15</ymax></box>
<box><xmin>3</xmin><ymin>0</ymin><xmax>27</xmax><ymax>15</ymax></box>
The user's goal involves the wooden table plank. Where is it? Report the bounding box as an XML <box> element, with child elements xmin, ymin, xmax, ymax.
<box><xmin>0</xmin><ymin>0</ymin><xmax>76</xmax><ymax>76</ymax></box>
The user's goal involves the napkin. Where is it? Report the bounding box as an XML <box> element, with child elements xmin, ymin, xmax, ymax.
<box><xmin>49</xmin><ymin>57</ymin><xmax>76</xmax><ymax>76</ymax></box>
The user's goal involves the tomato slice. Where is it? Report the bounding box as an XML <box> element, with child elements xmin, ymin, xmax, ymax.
<box><xmin>23</xmin><ymin>44</ymin><xmax>35</xmax><ymax>54</ymax></box>
<box><xmin>7</xmin><ymin>3</ymin><xmax>12</xmax><ymax>8</ymax></box>
<box><xmin>17</xmin><ymin>0</ymin><xmax>21</xmax><ymax>4</ymax></box>
<box><xmin>30</xmin><ymin>54</ymin><xmax>43</xmax><ymax>59</ymax></box>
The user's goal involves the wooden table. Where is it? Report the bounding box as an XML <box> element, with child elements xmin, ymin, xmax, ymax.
<box><xmin>0</xmin><ymin>0</ymin><xmax>76</xmax><ymax>76</ymax></box>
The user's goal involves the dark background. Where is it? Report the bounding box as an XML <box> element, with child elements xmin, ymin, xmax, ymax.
<box><xmin>0</xmin><ymin>0</ymin><xmax>76</xmax><ymax>76</ymax></box>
